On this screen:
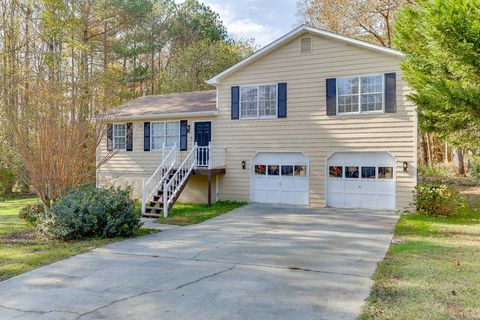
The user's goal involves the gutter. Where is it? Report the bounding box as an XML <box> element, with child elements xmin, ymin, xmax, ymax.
<box><xmin>96</xmin><ymin>110</ymin><xmax>218</xmax><ymax>122</ymax></box>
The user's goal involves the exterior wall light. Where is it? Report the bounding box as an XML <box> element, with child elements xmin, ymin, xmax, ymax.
<box><xmin>403</xmin><ymin>161</ymin><xmax>408</xmax><ymax>172</ymax></box>
<box><xmin>242</xmin><ymin>161</ymin><xmax>246</xmax><ymax>169</ymax></box>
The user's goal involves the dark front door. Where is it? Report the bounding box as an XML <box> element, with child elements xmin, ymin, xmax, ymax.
<box><xmin>195</xmin><ymin>122</ymin><xmax>211</xmax><ymax>166</ymax></box>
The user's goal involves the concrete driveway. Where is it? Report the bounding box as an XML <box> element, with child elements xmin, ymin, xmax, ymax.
<box><xmin>0</xmin><ymin>204</ymin><xmax>398</xmax><ymax>320</ymax></box>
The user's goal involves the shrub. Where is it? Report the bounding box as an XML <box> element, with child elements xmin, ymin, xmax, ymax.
<box><xmin>18</xmin><ymin>202</ymin><xmax>44</xmax><ymax>226</ymax></box>
<box><xmin>471</xmin><ymin>155</ymin><xmax>480</xmax><ymax>180</ymax></box>
<box><xmin>0</xmin><ymin>167</ymin><xmax>15</xmax><ymax>196</ymax></box>
<box><xmin>37</xmin><ymin>185</ymin><xmax>141</xmax><ymax>240</ymax></box>
<box><xmin>413</xmin><ymin>181</ymin><xmax>465</xmax><ymax>216</ymax></box>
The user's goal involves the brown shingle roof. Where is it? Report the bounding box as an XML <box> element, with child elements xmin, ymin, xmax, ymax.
<box><xmin>105</xmin><ymin>90</ymin><xmax>217</xmax><ymax>119</ymax></box>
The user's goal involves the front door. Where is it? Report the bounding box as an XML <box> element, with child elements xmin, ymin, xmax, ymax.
<box><xmin>194</xmin><ymin>122</ymin><xmax>211</xmax><ymax>167</ymax></box>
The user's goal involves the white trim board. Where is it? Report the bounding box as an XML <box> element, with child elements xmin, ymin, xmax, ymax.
<box><xmin>206</xmin><ymin>25</ymin><xmax>404</xmax><ymax>85</ymax></box>
<box><xmin>99</xmin><ymin>110</ymin><xmax>218</xmax><ymax>122</ymax></box>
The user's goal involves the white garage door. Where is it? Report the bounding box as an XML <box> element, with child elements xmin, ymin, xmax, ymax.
<box><xmin>251</xmin><ymin>152</ymin><xmax>309</xmax><ymax>206</ymax></box>
<box><xmin>327</xmin><ymin>152</ymin><xmax>396</xmax><ymax>210</ymax></box>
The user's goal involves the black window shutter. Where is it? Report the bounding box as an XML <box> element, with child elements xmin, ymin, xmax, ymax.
<box><xmin>384</xmin><ymin>73</ymin><xmax>396</xmax><ymax>113</ymax></box>
<box><xmin>180</xmin><ymin>120</ymin><xmax>188</xmax><ymax>151</ymax></box>
<box><xmin>107</xmin><ymin>124</ymin><xmax>113</xmax><ymax>151</ymax></box>
<box><xmin>144</xmin><ymin>122</ymin><xmax>150</xmax><ymax>151</ymax></box>
<box><xmin>126</xmin><ymin>123</ymin><xmax>133</xmax><ymax>151</ymax></box>
<box><xmin>231</xmin><ymin>86</ymin><xmax>239</xmax><ymax>119</ymax></box>
<box><xmin>277</xmin><ymin>83</ymin><xmax>287</xmax><ymax>118</ymax></box>
<box><xmin>326</xmin><ymin>78</ymin><xmax>337</xmax><ymax>116</ymax></box>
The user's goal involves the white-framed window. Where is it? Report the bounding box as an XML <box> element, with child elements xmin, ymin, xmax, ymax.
<box><xmin>151</xmin><ymin>121</ymin><xmax>180</xmax><ymax>150</ymax></box>
<box><xmin>337</xmin><ymin>74</ymin><xmax>383</xmax><ymax>114</ymax></box>
<box><xmin>113</xmin><ymin>123</ymin><xmax>126</xmax><ymax>150</ymax></box>
<box><xmin>240</xmin><ymin>84</ymin><xmax>277</xmax><ymax>119</ymax></box>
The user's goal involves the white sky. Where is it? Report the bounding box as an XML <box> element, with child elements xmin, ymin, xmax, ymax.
<box><xmin>176</xmin><ymin>0</ymin><xmax>300</xmax><ymax>47</ymax></box>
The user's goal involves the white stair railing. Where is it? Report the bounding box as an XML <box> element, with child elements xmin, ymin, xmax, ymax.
<box><xmin>163</xmin><ymin>144</ymin><xmax>198</xmax><ymax>217</ymax></box>
<box><xmin>141</xmin><ymin>146</ymin><xmax>178</xmax><ymax>215</ymax></box>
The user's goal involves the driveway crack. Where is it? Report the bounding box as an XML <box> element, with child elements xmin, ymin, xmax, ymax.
<box><xmin>76</xmin><ymin>264</ymin><xmax>236</xmax><ymax>319</ymax></box>
<box><xmin>0</xmin><ymin>304</ymin><xmax>80</xmax><ymax>317</ymax></box>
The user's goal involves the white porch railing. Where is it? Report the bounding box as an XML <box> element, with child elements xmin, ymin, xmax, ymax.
<box><xmin>197</xmin><ymin>142</ymin><xmax>226</xmax><ymax>169</ymax></box>
<box><xmin>141</xmin><ymin>146</ymin><xmax>178</xmax><ymax>215</ymax></box>
<box><xmin>163</xmin><ymin>144</ymin><xmax>198</xmax><ymax>217</ymax></box>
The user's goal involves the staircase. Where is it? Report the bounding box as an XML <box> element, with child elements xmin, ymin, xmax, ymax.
<box><xmin>141</xmin><ymin>144</ymin><xmax>198</xmax><ymax>218</ymax></box>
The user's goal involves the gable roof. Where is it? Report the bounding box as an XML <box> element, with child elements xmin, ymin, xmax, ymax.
<box><xmin>103</xmin><ymin>90</ymin><xmax>217</xmax><ymax>120</ymax></box>
<box><xmin>206</xmin><ymin>25</ymin><xmax>404</xmax><ymax>85</ymax></box>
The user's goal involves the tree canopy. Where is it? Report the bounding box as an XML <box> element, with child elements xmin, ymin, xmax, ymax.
<box><xmin>0</xmin><ymin>0</ymin><xmax>254</xmax><ymax>205</ymax></box>
<box><xmin>394</xmin><ymin>0</ymin><xmax>480</xmax><ymax>149</ymax></box>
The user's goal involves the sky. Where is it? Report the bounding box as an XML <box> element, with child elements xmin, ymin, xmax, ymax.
<box><xmin>177</xmin><ymin>0</ymin><xmax>300</xmax><ymax>47</ymax></box>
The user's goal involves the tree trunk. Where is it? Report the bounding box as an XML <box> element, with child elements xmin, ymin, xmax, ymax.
<box><xmin>444</xmin><ymin>141</ymin><xmax>449</xmax><ymax>165</ymax></box>
<box><xmin>425</xmin><ymin>133</ymin><xmax>433</xmax><ymax>166</ymax></box>
<box><xmin>452</xmin><ymin>148</ymin><xmax>465</xmax><ymax>176</ymax></box>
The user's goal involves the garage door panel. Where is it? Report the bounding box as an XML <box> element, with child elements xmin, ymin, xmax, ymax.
<box><xmin>327</xmin><ymin>152</ymin><xmax>396</xmax><ymax>210</ymax></box>
<box><xmin>252</xmin><ymin>153</ymin><xmax>309</xmax><ymax>206</ymax></box>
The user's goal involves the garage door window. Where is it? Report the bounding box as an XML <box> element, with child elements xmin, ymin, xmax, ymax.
<box><xmin>255</xmin><ymin>165</ymin><xmax>266</xmax><ymax>175</ymax></box>
<box><xmin>294</xmin><ymin>165</ymin><xmax>307</xmax><ymax>176</ymax></box>
<box><xmin>329</xmin><ymin>166</ymin><xmax>343</xmax><ymax>178</ymax></box>
<box><xmin>281</xmin><ymin>165</ymin><xmax>294</xmax><ymax>176</ymax></box>
<box><xmin>361</xmin><ymin>167</ymin><xmax>376</xmax><ymax>179</ymax></box>
<box><xmin>378</xmin><ymin>166</ymin><xmax>394</xmax><ymax>179</ymax></box>
<box><xmin>345</xmin><ymin>166</ymin><xmax>359</xmax><ymax>178</ymax></box>
<box><xmin>268</xmin><ymin>165</ymin><xmax>280</xmax><ymax>175</ymax></box>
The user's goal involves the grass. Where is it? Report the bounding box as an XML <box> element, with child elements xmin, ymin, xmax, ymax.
<box><xmin>360</xmin><ymin>190</ymin><xmax>480</xmax><ymax>320</ymax></box>
<box><xmin>158</xmin><ymin>201</ymin><xmax>247</xmax><ymax>225</ymax></box>
<box><xmin>0</xmin><ymin>197</ymin><xmax>154</xmax><ymax>282</ymax></box>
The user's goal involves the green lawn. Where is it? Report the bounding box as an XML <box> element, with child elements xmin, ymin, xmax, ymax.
<box><xmin>0</xmin><ymin>197</ymin><xmax>153</xmax><ymax>282</ymax></box>
<box><xmin>360</xmin><ymin>192</ymin><xmax>480</xmax><ymax>320</ymax></box>
<box><xmin>159</xmin><ymin>201</ymin><xmax>247</xmax><ymax>225</ymax></box>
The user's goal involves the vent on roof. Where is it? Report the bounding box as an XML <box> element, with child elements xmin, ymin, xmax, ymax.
<box><xmin>301</xmin><ymin>37</ymin><xmax>312</xmax><ymax>53</ymax></box>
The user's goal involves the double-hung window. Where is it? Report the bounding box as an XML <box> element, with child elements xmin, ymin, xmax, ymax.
<box><xmin>337</xmin><ymin>74</ymin><xmax>383</xmax><ymax>114</ymax></box>
<box><xmin>113</xmin><ymin>123</ymin><xmax>126</xmax><ymax>150</ymax></box>
<box><xmin>240</xmin><ymin>84</ymin><xmax>277</xmax><ymax>119</ymax></box>
<box><xmin>151</xmin><ymin>121</ymin><xmax>180</xmax><ymax>150</ymax></box>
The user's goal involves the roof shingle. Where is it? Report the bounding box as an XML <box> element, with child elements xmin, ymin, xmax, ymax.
<box><xmin>105</xmin><ymin>90</ymin><xmax>216</xmax><ymax>119</ymax></box>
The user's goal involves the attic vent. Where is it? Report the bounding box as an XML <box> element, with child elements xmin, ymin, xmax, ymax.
<box><xmin>301</xmin><ymin>37</ymin><xmax>312</xmax><ymax>53</ymax></box>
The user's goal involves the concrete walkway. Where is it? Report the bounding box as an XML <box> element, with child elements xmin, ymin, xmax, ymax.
<box><xmin>0</xmin><ymin>204</ymin><xmax>398</xmax><ymax>320</ymax></box>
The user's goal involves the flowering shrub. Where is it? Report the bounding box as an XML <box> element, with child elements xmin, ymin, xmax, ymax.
<box><xmin>413</xmin><ymin>181</ymin><xmax>465</xmax><ymax>216</ymax></box>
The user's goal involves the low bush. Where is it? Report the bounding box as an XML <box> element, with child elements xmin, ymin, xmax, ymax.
<box><xmin>418</xmin><ymin>164</ymin><xmax>455</xmax><ymax>179</ymax></box>
<box><xmin>413</xmin><ymin>181</ymin><xmax>465</xmax><ymax>216</ymax></box>
<box><xmin>36</xmin><ymin>185</ymin><xmax>141</xmax><ymax>240</ymax></box>
<box><xmin>18</xmin><ymin>202</ymin><xmax>44</xmax><ymax>226</ymax></box>
<box><xmin>471</xmin><ymin>155</ymin><xmax>480</xmax><ymax>180</ymax></box>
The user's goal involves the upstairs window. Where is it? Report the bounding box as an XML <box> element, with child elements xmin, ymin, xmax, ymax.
<box><xmin>240</xmin><ymin>84</ymin><xmax>277</xmax><ymax>119</ymax></box>
<box><xmin>301</xmin><ymin>37</ymin><xmax>312</xmax><ymax>53</ymax></box>
<box><xmin>113</xmin><ymin>123</ymin><xmax>126</xmax><ymax>150</ymax></box>
<box><xmin>337</xmin><ymin>74</ymin><xmax>383</xmax><ymax>114</ymax></box>
<box><xmin>151</xmin><ymin>121</ymin><xmax>180</xmax><ymax>150</ymax></box>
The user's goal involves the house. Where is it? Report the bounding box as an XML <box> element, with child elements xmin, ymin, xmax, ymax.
<box><xmin>96</xmin><ymin>25</ymin><xmax>417</xmax><ymax>217</ymax></box>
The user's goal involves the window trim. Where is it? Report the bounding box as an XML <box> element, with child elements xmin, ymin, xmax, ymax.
<box><xmin>113</xmin><ymin>123</ymin><xmax>127</xmax><ymax>151</ymax></box>
<box><xmin>150</xmin><ymin>120</ymin><xmax>181</xmax><ymax>151</ymax></box>
<box><xmin>336</xmin><ymin>74</ymin><xmax>385</xmax><ymax>115</ymax></box>
<box><xmin>239</xmin><ymin>83</ymin><xmax>278</xmax><ymax>119</ymax></box>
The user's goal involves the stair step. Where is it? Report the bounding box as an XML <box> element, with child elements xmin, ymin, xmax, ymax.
<box><xmin>148</xmin><ymin>200</ymin><xmax>163</xmax><ymax>205</ymax></box>
<box><xmin>142</xmin><ymin>212</ymin><xmax>161</xmax><ymax>218</ymax></box>
<box><xmin>145</xmin><ymin>206</ymin><xmax>163</xmax><ymax>213</ymax></box>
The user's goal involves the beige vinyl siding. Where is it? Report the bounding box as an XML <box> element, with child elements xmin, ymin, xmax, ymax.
<box><xmin>213</xmin><ymin>32</ymin><xmax>415</xmax><ymax>209</ymax></box>
<box><xmin>97</xmin><ymin>116</ymin><xmax>215</xmax><ymax>202</ymax></box>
